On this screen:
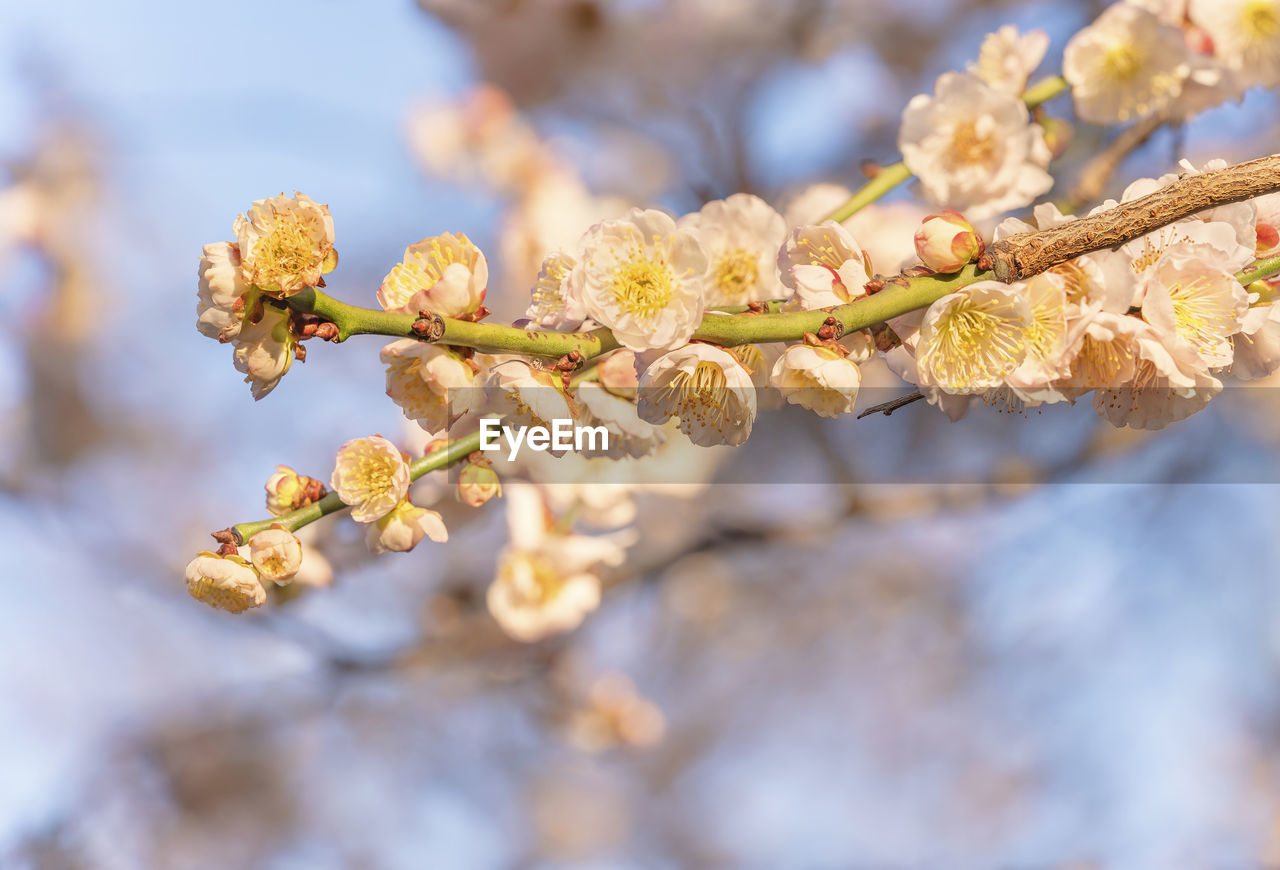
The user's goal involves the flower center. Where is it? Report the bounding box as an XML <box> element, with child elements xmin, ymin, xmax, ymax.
<box><xmin>252</xmin><ymin>215</ymin><xmax>316</xmax><ymax>285</ymax></box>
<box><xmin>1170</xmin><ymin>276</ymin><xmax>1236</xmax><ymax>359</ymax></box>
<box><xmin>411</xmin><ymin>235</ymin><xmax>476</xmax><ymax>284</ymax></box>
<box><xmin>1244</xmin><ymin>1</ymin><xmax>1280</xmax><ymax>39</ymax></box>
<box><xmin>1068</xmin><ymin>334</ymin><xmax>1132</xmax><ymax>388</ymax></box>
<box><xmin>531</xmin><ymin>253</ymin><xmax>574</xmax><ymax>316</ymax></box>
<box><xmin>713</xmin><ymin>249</ymin><xmax>759</xmax><ymax>300</ymax></box>
<box><xmin>923</xmin><ymin>301</ymin><xmax>1025</xmax><ymax>390</ymax></box>
<box><xmin>947</xmin><ymin>120</ymin><xmax>996</xmax><ymax>168</ymax></box>
<box><xmin>1102</xmin><ymin>43</ymin><xmax>1144</xmax><ymax>82</ymax></box>
<box><xmin>508</xmin><ymin>554</ymin><xmax>564</xmax><ymax>604</ymax></box>
<box><xmin>611</xmin><ymin>255</ymin><xmax>674</xmax><ymax>319</ymax></box>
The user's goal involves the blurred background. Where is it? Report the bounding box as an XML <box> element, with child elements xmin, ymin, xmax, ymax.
<box><xmin>5</xmin><ymin>0</ymin><xmax>1280</xmax><ymax>867</ymax></box>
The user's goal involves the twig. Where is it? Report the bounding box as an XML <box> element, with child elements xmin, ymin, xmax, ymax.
<box><xmin>856</xmin><ymin>391</ymin><xmax>924</xmax><ymax>419</ymax></box>
<box><xmin>986</xmin><ymin>153</ymin><xmax>1280</xmax><ymax>281</ymax></box>
<box><xmin>1065</xmin><ymin>111</ymin><xmax>1168</xmax><ymax>212</ymax></box>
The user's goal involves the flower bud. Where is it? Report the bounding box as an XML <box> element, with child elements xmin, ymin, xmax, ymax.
<box><xmin>248</xmin><ymin>527</ymin><xmax>304</xmax><ymax>584</ymax></box>
<box><xmin>366</xmin><ymin>499</ymin><xmax>449</xmax><ymax>554</ymax></box>
<box><xmin>914</xmin><ymin>211</ymin><xmax>983</xmax><ymax>273</ymax></box>
<box><xmin>185</xmin><ymin>551</ymin><xmax>266</xmax><ymax>613</ymax></box>
<box><xmin>457</xmin><ymin>461</ymin><xmax>501</xmax><ymax>508</ymax></box>
<box><xmin>1257</xmin><ymin>222</ymin><xmax>1280</xmax><ymax>256</ymax></box>
<box><xmin>264</xmin><ymin>465</ymin><xmax>325</xmax><ymax>516</ymax></box>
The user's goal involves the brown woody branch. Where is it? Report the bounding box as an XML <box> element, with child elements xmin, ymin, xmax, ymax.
<box><xmin>985</xmin><ymin>153</ymin><xmax>1280</xmax><ymax>281</ymax></box>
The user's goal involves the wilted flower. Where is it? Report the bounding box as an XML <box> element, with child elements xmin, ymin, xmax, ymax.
<box><xmin>1063</xmin><ymin>3</ymin><xmax>1190</xmax><ymax>123</ymax></box>
<box><xmin>248</xmin><ymin>527</ymin><xmax>303</xmax><ymax>584</ymax></box>
<box><xmin>915</xmin><ymin>282</ymin><xmax>1031</xmax><ymax>394</ymax></box>
<box><xmin>770</xmin><ymin>344</ymin><xmax>862</xmax><ymax>418</ymax></box>
<box><xmin>914</xmin><ymin>211</ymin><xmax>982</xmax><ymax>273</ymax></box>
<box><xmin>196</xmin><ymin>241</ymin><xmax>248</xmax><ymax>342</ymax></box>
<box><xmin>571</xmin><ymin>208</ymin><xmax>707</xmax><ymax>351</ymax></box>
<box><xmin>232</xmin><ymin>305</ymin><xmax>294</xmax><ymax>400</ymax></box>
<box><xmin>365</xmin><ymin>499</ymin><xmax>448</xmax><ymax>553</ymax></box>
<box><xmin>330</xmin><ymin>435</ymin><xmax>412</xmax><ymax>523</ymax></box>
<box><xmin>899</xmin><ymin>72</ymin><xmax>1052</xmax><ymax>219</ymax></box>
<box><xmin>233</xmin><ymin>192</ymin><xmax>336</xmax><ymax>296</ymax></box>
<box><xmin>378</xmin><ymin>233</ymin><xmax>488</xmax><ymax>318</ymax></box>
<box><xmin>186</xmin><ymin>551</ymin><xmax>266</xmax><ymax>614</ymax></box>
<box><xmin>638</xmin><ymin>343</ymin><xmax>757</xmax><ymax>446</ymax></box>
<box><xmin>678</xmin><ymin>193</ymin><xmax>787</xmax><ymax>306</ymax></box>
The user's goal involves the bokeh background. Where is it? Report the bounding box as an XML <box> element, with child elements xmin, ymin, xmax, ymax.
<box><xmin>5</xmin><ymin>1</ymin><xmax>1280</xmax><ymax>867</ymax></box>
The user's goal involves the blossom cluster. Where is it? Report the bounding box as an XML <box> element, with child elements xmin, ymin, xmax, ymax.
<box><xmin>186</xmin><ymin>7</ymin><xmax>1280</xmax><ymax>647</ymax></box>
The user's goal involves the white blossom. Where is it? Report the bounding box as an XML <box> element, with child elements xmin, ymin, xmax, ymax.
<box><xmin>571</xmin><ymin>208</ymin><xmax>707</xmax><ymax>351</ymax></box>
<box><xmin>899</xmin><ymin>72</ymin><xmax>1052</xmax><ymax>219</ymax></box>
<box><xmin>638</xmin><ymin>343</ymin><xmax>757</xmax><ymax>446</ymax></box>
<box><xmin>678</xmin><ymin>193</ymin><xmax>787</xmax><ymax>306</ymax></box>
<box><xmin>769</xmin><ymin>344</ymin><xmax>861</xmax><ymax>418</ymax></box>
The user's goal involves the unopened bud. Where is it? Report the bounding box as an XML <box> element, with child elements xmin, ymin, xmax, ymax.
<box><xmin>1257</xmin><ymin>222</ymin><xmax>1279</xmax><ymax>256</ymax></box>
<box><xmin>265</xmin><ymin>465</ymin><xmax>325</xmax><ymax>516</ymax></box>
<box><xmin>457</xmin><ymin>461</ymin><xmax>501</xmax><ymax>508</ymax></box>
<box><xmin>914</xmin><ymin>211</ymin><xmax>982</xmax><ymax>273</ymax></box>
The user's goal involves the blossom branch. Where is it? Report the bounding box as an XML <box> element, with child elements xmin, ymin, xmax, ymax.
<box><xmin>822</xmin><ymin>75</ymin><xmax>1069</xmax><ymax>223</ymax></box>
<box><xmin>229</xmin><ymin>429</ymin><xmax>484</xmax><ymax>544</ymax></box>
<box><xmin>284</xmin><ymin>265</ymin><xmax>990</xmax><ymax>362</ymax></box>
<box><xmin>986</xmin><ymin>153</ymin><xmax>1280</xmax><ymax>280</ymax></box>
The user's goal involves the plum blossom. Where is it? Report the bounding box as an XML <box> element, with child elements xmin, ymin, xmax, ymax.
<box><xmin>1063</xmin><ymin>3</ymin><xmax>1190</xmax><ymax>124</ymax></box>
<box><xmin>378</xmin><ymin>233</ymin><xmax>488</xmax><ymax>318</ymax></box>
<box><xmin>769</xmin><ymin>344</ymin><xmax>862</xmax><ymax>418</ymax></box>
<box><xmin>778</xmin><ymin>222</ymin><xmax>872</xmax><ymax>309</ymax></box>
<box><xmin>1189</xmin><ymin>0</ymin><xmax>1280</xmax><ymax>89</ymax></box>
<box><xmin>573</xmin><ymin>381</ymin><xmax>666</xmax><ymax>459</ymax></box>
<box><xmin>248</xmin><ymin>528</ymin><xmax>303</xmax><ymax>585</ymax></box>
<box><xmin>914</xmin><ymin>281</ymin><xmax>1032</xmax><ymax>394</ymax></box>
<box><xmin>1093</xmin><ymin>323</ymin><xmax>1222</xmax><ymax>429</ymax></box>
<box><xmin>638</xmin><ymin>343</ymin><xmax>757</xmax><ymax>447</ymax></box>
<box><xmin>899</xmin><ymin>72</ymin><xmax>1052</xmax><ymax>219</ymax></box>
<box><xmin>196</xmin><ymin>241</ymin><xmax>249</xmax><ymax>342</ymax></box>
<box><xmin>968</xmin><ymin>25</ymin><xmax>1050</xmax><ymax>94</ymax></box>
<box><xmin>1003</xmin><ymin>272</ymin><xmax>1074</xmax><ymax>405</ymax></box>
<box><xmin>381</xmin><ymin>339</ymin><xmax>478</xmax><ymax>432</ymax></box>
<box><xmin>1139</xmin><ymin>244</ymin><xmax>1248</xmax><ymax>368</ymax></box>
<box><xmin>232</xmin><ymin>305</ymin><xmax>294</xmax><ymax>400</ymax></box>
<box><xmin>186</xmin><ymin>551</ymin><xmax>266</xmax><ymax>614</ymax></box>
<box><xmin>330</xmin><ymin>435</ymin><xmax>412</xmax><ymax>523</ymax></box>
<box><xmin>365</xmin><ymin>499</ymin><xmax>448</xmax><ymax>553</ymax></box>
<box><xmin>678</xmin><ymin>193</ymin><xmax>787</xmax><ymax>306</ymax></box>
<box><xmin>234</xmin><ymin>192</ymin><xmax>336</xmax><ymax>296</ymax></box>
<box><xmin>572</xmin><ymin>208</ymin><xmax>707</xmax><ymax>351</ymax></box>
<box><xmin>486</xmin><ymin>484</ymin><xmax>629</xmax><ymax>642</ymax></box>
<box><xmin>525</xmin><ymin>250</ymin><xmax>587</xmax><ymax>330</ymax></box>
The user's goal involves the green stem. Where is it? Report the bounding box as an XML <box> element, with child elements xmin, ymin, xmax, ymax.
<box><xmin>232</xmin><ymin>429</ymin><xmax>485</xmax><ymax>543</ymax></box>
<box><xmin>286</xmin><ymin>267</ymin><xmax>987</xmax><ymax>363</ymax></box>
<box><xmin>821</xmin><ymin>75</ymin><xmax>1070</xmax><ymax>223</ymax></box>
<box><xmin>1238</xmin><ymin>255</ymin><xmax>1280</xmax><ymax>286</ymax></box>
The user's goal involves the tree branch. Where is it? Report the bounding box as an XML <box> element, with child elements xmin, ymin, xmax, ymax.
<box><xmin>229</xmin><ymin>429</ymin><xmax>484</xmax><ymax>544</ymax></box>
<box><xmin>986</xmin><ymin>153</ymin><xmax>1280</xmax><ymax>281</ymax></box>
